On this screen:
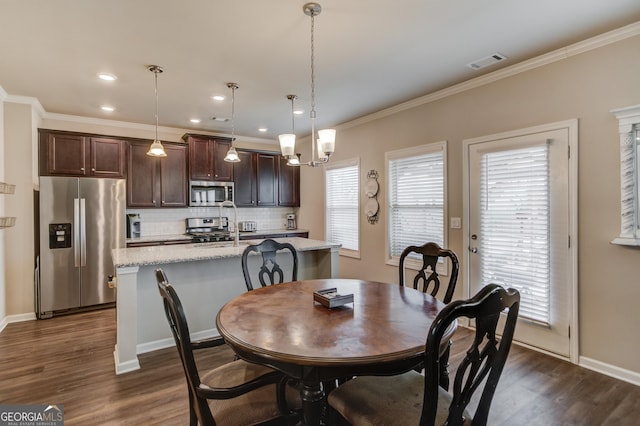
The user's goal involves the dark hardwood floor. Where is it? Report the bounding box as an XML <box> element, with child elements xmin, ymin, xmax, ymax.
<box><xmin>1</xmin><ymin>308</ymin><xmax>639</xmax><ymax>425</ymax></box>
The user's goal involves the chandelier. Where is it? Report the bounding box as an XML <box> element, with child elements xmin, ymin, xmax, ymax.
<box><xmin>279</xmin><ymin>2</ymin><xmax>336</xmax><ymax>167</ymax></box>
<box><xmin>146</xmin><ymin>65</ymin><xmax>167</xmax><ymax>157</ymax></box>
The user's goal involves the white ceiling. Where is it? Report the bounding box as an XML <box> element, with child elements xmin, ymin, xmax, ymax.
<box><xmin>1</xmin><ymin>0</ymin><xmax>639</xmax><ymax>142</ymax></box>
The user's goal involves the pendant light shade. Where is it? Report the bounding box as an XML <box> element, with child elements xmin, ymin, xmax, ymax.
<box><xmin>146</xmin><ymin>65</ymin><xmax>167</xmax><ymax>157</ymax></box>
<box><xmin>278</xmin><ymin>3</ymin><xmax>336</xmax><ymax>167</ymax></box>
<box><xmin>224</xmin><ymin>82</ymin><xmax>241</xmax><ymax>163</ymax></box>
<box><xmin>279</xmin><ymin>94</ymin><xmax>298</xmax><ymax>158</ymax></box>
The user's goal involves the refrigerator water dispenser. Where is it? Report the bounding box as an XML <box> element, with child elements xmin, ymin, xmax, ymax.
<box><xmin>49</xmin><ymin>223</ymin><xmax>72</xmax><ymax>249</ymax></box>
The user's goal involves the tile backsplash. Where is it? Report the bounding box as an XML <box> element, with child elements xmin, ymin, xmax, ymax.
<box><xmin>126</xmin><ymin>207</ymin><xmax>298</xmax><ymax>237</ymax></box>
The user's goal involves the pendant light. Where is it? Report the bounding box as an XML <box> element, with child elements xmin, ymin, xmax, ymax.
<box><xmin>223</xmin><ymin>82</ymin><xmax>241</xmax><ymax>163</ymax></box>
<box><xmin>281</xmin><ymin>95</ymin><xmax>301</xmax><ymax>166</ymax></box>
<box><xmin>278</xmin><ymin>2</ymin><xmax>336</xmax><ymax>167</ymax></box>
<box><xmin>146</xmin><ymin>65</ymin><xmax>167</xmax><ymax>157</ymax></box>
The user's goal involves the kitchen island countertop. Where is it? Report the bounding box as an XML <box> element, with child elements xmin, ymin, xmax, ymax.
<box><xmin>113</xmin><ymin>237</ymin><xmax>333</xmax><ymax>268</ymax></box>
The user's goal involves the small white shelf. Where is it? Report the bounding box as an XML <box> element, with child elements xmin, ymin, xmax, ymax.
<box><xmin>0</xmin><ymin>182</ymin><xmax>15</xmax><ymax>194</ymax></box>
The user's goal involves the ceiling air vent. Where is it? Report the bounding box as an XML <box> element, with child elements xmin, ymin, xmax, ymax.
<box><xmin>466</xmin><ymin>53</ymin><xmax>507</xmax><ymax>70</ymax></box>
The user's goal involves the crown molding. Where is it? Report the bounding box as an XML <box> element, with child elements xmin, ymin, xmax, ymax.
<box><xmin>42</xmin><ymin>112</ymin><xmax>277</xmax><ymax>145</ymax></box>
<box><xmin>3</xmin><ymin>94</ymin><xmax>45</xmax><ymax>116</ymax></box>
<box><xmin>341</xmin><ymin>21</ymin><xmax>640</xmax><ymax>131</ymax></box>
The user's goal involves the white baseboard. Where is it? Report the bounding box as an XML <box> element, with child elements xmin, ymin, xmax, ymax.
<box><xmin>0</xmin><ymin>312</ymin><xmax>36</xmax><ymax>333</ymax></box>
<box><xmin>579</xmin><ymin>356</ymin><xmax>640</xmax><ymax>387</ymax></box>
<box><xmin>113</xmin><ymin>349</ymin><xmax>140</xmax><ymax>375</ymax></box>
<box><xmin>136</xmin><ymin>328</ymin><xmax>221</xmax><ymax>355</ymax></box>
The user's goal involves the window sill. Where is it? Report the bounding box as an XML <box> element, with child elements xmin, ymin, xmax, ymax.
<box><xmin>611</xmin><ymin>236</ymin><xmax>640</xmax><ymax>247</ymax></box>
<box><xmin>339</xmin><ymin>249</ymin><xmax>360</xmax><ymax>259</ymax></box>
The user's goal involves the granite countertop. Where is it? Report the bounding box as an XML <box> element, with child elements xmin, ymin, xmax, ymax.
<box><xmin>125</xmin><ymin>229</ymin><xmax>309</xmax><ymax>245</ymax></box>
<box><xmin>113</xmin><ymin>237</ymin><xmax>338</xmax><ymax>268</ymax></box>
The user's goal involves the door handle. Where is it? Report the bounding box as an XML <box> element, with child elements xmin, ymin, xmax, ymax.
<box><xmin>80</xmin><ymin>198</ymin><xmax>87</xmax><ymax>267</ymax></box>
<box><xmin>74</xmin><ymin>198</ymin><xmax>80</xmax><ymax>267</ymax></box>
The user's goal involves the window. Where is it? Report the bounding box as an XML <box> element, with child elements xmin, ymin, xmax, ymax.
<box><xmin>386</xmin><ymin>142</ymin><xmax>446</xmax><ymax>266</ymax></box>
<box><xmin>325</xmin><ymin>158</ymin><xmax>360</xmax><ymax>257</ymax></box>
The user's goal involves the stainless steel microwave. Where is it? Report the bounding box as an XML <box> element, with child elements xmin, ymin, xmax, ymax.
<box><xmin>189</xmin><ymin>181</ymin><xmax>234</xmax><ymax>207</ymax></box>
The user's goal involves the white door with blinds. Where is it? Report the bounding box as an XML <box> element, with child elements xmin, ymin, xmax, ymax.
<box><xmin>465</xmin><ymin>121</ymin><xmax>577</xmax><ymax>359</ymax></box>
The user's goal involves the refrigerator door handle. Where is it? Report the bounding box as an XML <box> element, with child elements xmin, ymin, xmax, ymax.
<box><xmin>80</xmin><ymin>198</ymin><xmax>87</xmax><ymax>267</ymax></box>
<box><xmin>74</xmin><ymin>198</ymin><xmax>81</xmax><ymax>267</ymax></box>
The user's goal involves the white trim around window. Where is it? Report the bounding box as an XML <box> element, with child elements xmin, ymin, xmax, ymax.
<box><xmin>385</xmin><ymin>141</ymin><xmax>448</xmax><ymax>272</ymax></box>
<box><xmin>325</xmin><ymin>158</ymin><xmax>360</xmax><ymax>258</ymax></box>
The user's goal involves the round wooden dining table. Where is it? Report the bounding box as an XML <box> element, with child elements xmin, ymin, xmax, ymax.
<box><xmin>216</xmin><ymin>278</ymin><xmax>455</xmax><ymax>426</ymax></box>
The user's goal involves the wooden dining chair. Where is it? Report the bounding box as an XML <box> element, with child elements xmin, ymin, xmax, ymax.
<box><xmin>399</xmin><ymin>242</ymin><xmax>460</xmax><ymax>389</ymax></box>
<box><xmin>241</xmin><ymin>239</ymin><xmax>298</xmax><ymax>291</ymax></box>
<box><xmin>328</xmin><ymin>283</ymin><xmax>520</xmax><ymax>426</ymax></box>
<box><xmin>399</xmin><ymin>242</ymin><xmax>460</xmax><ymax>304</ymax></box>
<box><xmin>155</xmin><ymin>268</ymin><xmax>299</xmax><ymax>426</ymax></box>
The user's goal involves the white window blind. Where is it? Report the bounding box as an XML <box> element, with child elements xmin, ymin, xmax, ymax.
<box><xmin>388</xmin><ymin>146</ymin><xmax>444</xmax><ymax>260</ymax></box>
<box><xmin>325</xmin><ymin>159</ymin><xmax>359</xmax><ymax>253</ymax></box>
<box><xmin>479</xmin><ymin>144</ymin><xmax>550</xmax><ymax>324</ymax></box>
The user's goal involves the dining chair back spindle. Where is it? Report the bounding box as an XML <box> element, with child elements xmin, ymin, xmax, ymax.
<box><xmin>241</xmin><ymin>239</ymin><xmax>298</xmax><ymax>291</ymax></box>
<box><xmin>328</xmin><ymin>283</ymin><xmax>520</xmax><ymax>426</ymax></box>
<box><xmin>399</xmin><ymin>242</ymin><xmax>460</xmax><ymax>304</ymax></box>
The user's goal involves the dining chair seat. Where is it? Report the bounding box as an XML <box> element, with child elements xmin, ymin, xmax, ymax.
<box><xmin>327</xmin><ymin>372</ymin><xmax>472</xmax><ymax>426</ymax></box>
<box><xmin>202</xmin><ymin>360</ymin><xmax>300</xmax><ymax>425</ymax></box>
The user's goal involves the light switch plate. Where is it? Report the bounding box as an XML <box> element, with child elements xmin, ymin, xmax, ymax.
<box><xmin>450</xmin><ymin>217</ymin><xmax>461</xmax><ymax>229</ymax></box>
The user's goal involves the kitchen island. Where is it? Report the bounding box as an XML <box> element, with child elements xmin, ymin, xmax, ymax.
<box><xmin>111</xmin><ymin>237</ymin><xmax>340</xmax><ymax>374</ymax></box>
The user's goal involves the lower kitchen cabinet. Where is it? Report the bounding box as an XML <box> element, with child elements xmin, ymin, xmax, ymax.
<box><xmin>127</xmin><ymin>141</ymin><xmax>187</xmax><ymax>208</ymax></box>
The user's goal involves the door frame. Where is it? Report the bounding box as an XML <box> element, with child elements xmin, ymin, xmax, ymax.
<box><xmin>462</xmin><ymin>119</ymin><xmax>579</xmax><ymax>363</ymax></box>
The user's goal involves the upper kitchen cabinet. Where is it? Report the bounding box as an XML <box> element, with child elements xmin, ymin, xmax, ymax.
<box><xmin>39</xmin><ymin>130</ymin><xmax>125</xmax><ymax>178</ymax></box>
<box><xmin>278</xmin><ymin>155</ymin><xmax>300</xmax><ymax>207</ymax></box>
<box><xmin>234</xmin><ymin>150</ymin><xmax>297</xmax><ymax>208</ymax></box>
<box><xmin>127</xmin><ymin>141</ymin><xmax>188</xmax><ymax>208</ymax></box>
<box><xmin>183</xmin><ymin>134</ymin><xmax>234</xmax><ymax>182</ymax></box>
<box><xmin>233</xmin><ymin>150</ymin><xmax>257</xmax><ymax>207</ymax></box>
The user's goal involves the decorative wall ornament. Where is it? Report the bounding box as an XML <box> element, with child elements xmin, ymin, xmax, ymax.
<box><xmin>364</xmin><ymin>169</ymin><xmax>379</xmax><ymax>224</ymax></box>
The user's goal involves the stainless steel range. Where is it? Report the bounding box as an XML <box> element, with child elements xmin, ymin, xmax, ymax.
<box><xmin>185</xmin><ymin>217</ymin><xmax>233</xmax><ymax>243</ymax></box>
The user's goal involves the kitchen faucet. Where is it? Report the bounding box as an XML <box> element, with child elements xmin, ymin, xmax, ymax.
<box><xmin>218</xmin><ymin>200</ymin><xmax>239</xmax><ymax>247</ymax></box>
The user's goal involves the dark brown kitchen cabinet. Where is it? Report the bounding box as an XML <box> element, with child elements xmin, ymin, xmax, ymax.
<box><xmin>233</xmin><ymin>150</ymin><xmax>257</xmax><ymax>207</ymax></box>
<box><xmin>256</xmin><ymin>153</ymin><xmax>278</xmax><ymax>206</ymax></box>
<box><xmin>234</xmin><ymin>151</ymin><xmax>279</xmax><ymax>207</ymax></box>
<box><xmin>278</xmin><ymin>156</ymin><xmax>300</xmax><ymax>207</ymax></box>
<box><xmin>234</xmin><ymin>150</ymin><xmax>299</xmax><ymax>208</ymax></box>
<box><xmin>183</xmin><ymin>134</ymin><xmax>233</xmax><ymax>182</ymax></box>
<box><xmin>127</xmin><ymin>141</ymin><xmax>187</xmax><ymax>208</ymax></box>
<box><xmin>39</xmin><ymin>130</ymin><xmax>125</xmax><ymax>178</ymax></box>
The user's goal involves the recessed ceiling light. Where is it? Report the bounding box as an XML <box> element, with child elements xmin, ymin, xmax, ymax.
<box><xmin>211</xmin><ymin>116</ymin><xmax>229</xmax><ymax>122</ymax></box>
<box><xmin>98</xmin><ymin>73</ymin><xmax>117</xmax><ymax>81</ymax></box>
<box><xmin>101</xmin><ymin>105</ymin><xmax>115</xmax><ymax>112</ymax></box>
<box><xmin>293</xmin><ymin>109</ymin><xmax>304</xmax><ymax>115</ymax></box>
<box><xmin>212</xmin><ymin>95</ymin><xmax>225</xmax><ymax>101</ymax></box>
<box><xmin>258</xmin><ymin>128</ymin><xmax>268</xmax><ymax>132</ymax></box>
<box><xmin>190</xmin><ymin>118</ymin><xmax>201</xmax><ymax>124</ymax></box>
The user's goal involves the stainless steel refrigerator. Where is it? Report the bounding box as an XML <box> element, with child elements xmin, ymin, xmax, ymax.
<box><xmin>37</xmin><ymin>176</ymin><xmax>125</xmax><ymax>318</ymax></box>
